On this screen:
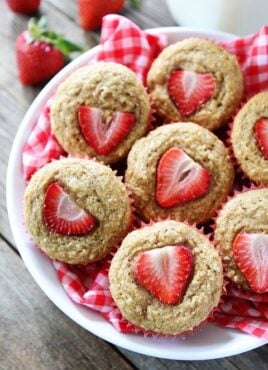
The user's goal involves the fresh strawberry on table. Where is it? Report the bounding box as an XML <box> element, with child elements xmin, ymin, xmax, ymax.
<box><xmin>6</xmin><ymin>0</ymin><xmax>40</xmax><ymax>14</ymax></box>
<box><xmin>16</xmin><ymin>17</ymin><xmax>85</xmax><ymax>85</ymax></box>
<box><xmin>78</xmin><ymin>0</ymin><xmax>140</xmax><ymax>30</ymax></box>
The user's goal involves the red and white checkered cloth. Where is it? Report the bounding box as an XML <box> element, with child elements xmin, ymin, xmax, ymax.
<box><xmin>22</xmin><ymin>15</ymin><xmax>268</xmax><ymax>341</ymax></box>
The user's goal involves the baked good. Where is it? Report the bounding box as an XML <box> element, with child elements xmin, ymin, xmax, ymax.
<box><xmin>125</xmin><ymin>122</ymin><xmax>234</xmax><ymax>224</ymax></box>
<box><xmin>23</xmin><ymin>158</ymin><xmax>132</xmax><ymax>264</ymax></box>
<box><xmin>147</xmin><ymin>38</ymin><xmax>243</xmax><ymax>131</ymax></box>
<box><xmin>231</xmin><ymin>92</ymin><xmax>268</xmax><ymax>184</ymax></box>
<box><xmin>109</xmin><ymin>220</ymin><xmax>223</xmax><ymax>335</ymax></box>
<box><xmin>215</xmin><ymin>189</ymin><xmax>268</xmax><ymax>293</ymax></box>
<box><xmin>51</xmin><ymin>62</ymin><xmax>151</xmax><ymax>163</ymax></box>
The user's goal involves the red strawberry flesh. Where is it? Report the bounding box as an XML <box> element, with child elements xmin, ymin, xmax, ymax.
<box><xmin>43</xmin><ymin>182</ymin><xmax>96</xmax><ymax>236</ymax></box>
<box><xmin>156</xmin><ymin>147</ymin><xmax>210</xmax><ymax>208</ymax></box>
<box><xmin>254</xmin><ymin>118</ymin><xmax>268</xmax><ymax>160</ymax></box>
<box><xmin>78</xmin><ymin>106</ymin><xmax>136</xmax><ymax>155</ymax></box>
<box><xmin>167</xmin><ymin>70</ymin><xmax>215</xmax><ymax>116</ymax></box>
<box><xmin>233</xmin><ymin>233</ymin><xmax>268</xmax><ymax>293</ymax></box>
<box><xmin>134</xmin><ymin>245</ymin><xmax>193</xmax><ymax>304</ymax></box>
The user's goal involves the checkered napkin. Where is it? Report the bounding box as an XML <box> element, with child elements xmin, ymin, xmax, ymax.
<box><xmin>22</xmin><ymin>15</ymin><xmax>268</xmax><ymax>340</ymax></box>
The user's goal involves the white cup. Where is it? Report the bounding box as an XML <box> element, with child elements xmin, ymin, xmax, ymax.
<box><xmin>166</xmin><ymin>0</ymin><xmax>268</xmax><ymax>35</ymax></box>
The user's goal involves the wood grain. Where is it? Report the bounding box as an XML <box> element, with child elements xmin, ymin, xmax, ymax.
<box><xmin>0</xmin><ymin>0</ymin><xmax>267</xmax><ymax>369</ymax></box>
<box><xmin>0</xmin><ymin>238</ymin><xmax>135</xmax><ymax>370</ymax></box>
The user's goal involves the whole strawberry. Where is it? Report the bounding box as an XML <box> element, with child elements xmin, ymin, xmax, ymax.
<box><xmin>78</xmin><ymin>0</ymin><xmax>140</xmax><ymax>31</ymax></box>
<box><xmin>6</xmin><ymin>0</ymin><xmax>40</xmax><ymax>14</ymax></box>
<box><xmin>16</xmin><ymin>17</ymin><xmax>85</xmax><ymax>85</ymax></box>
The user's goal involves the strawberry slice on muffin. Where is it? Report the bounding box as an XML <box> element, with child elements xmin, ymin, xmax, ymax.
<box><xmin>78</xmin><ymin>106</ymin><xmax>136</xmax><ymax>156</ymax></box>
<box><xmin>134</xmin><ymin>245</ymin><xmax>193</xmax><ymax>304</ymax></box>
<box><xmin>167</xmin><ymin>70</ymin><xmax>215</xmax><ymax>116</ymax></box>
<box><xmin>156</xmin><ymin>147</ymin><xmax>210</xmax><ymax>208</ymax></box>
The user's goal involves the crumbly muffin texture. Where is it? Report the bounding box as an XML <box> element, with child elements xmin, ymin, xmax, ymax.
<box><xmin>147</xmin><ymin>38</ymin><xmax>243</xmax><ymax>131</ymax></box>
<box><xmin>215</xmin><ymin>189</ymin><xmax>268</xmax><ymax>291</ymax></box>
<box><xmin>51</xmin><ymin>62</ymin><xmax>151</xmax><ymax>163</ymax></box>
<box><xmin>109</xmin><ymin>220</ymin><xmax>223</xmax><ymax>335</ymax></box>
<box><xmin>125</xmin><ymin>122</ymin><xmax>234</xmax><ymax>224</ymax></box>
<box><xmin>23</xmin><ymin>158</ymin><xmax>132</xmax><ymax>264</ymax></box>
<box><xmin>231</xmin><ymin>92</ymin><xmax>268</xmax><ymax>184</ymax></box>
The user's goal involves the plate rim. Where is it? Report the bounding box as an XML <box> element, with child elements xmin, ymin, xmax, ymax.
<box><xmin>6</xmin><ymin>26</ymin><xmax>266</xmax><ymax>360</ymax></box>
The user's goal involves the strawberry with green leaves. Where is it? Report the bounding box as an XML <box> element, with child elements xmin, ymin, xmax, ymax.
<box><xmin>16</xmin><ymin>17</ymin><xmax>85</xmax><ymax>85</ymax></box>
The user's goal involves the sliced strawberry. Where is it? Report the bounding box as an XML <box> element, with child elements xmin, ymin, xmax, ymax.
<box><xmin>254</xmin><ymin>118</ymin><xmax>268</xmax><ymax>160</ymax></box>
<box><xmin>134</xmin><ymin>245</ymin><xmax>193</xmax><ymax>304</ymax></box>
<box><xmin>167</xmin><ymin>70</ymin><xmax>216</xmax><ymax>116</ymax></box>
<box><xmin>78</xmin><ymin>106</ymin><xmax>136</xmax><ymax>156</ymax></box>
<box><xmin>233</xmin><ymin>233</ymin><xmax>268</xmax><ymax>293</ymax></box>
<box><xmin>156</xmin><ymin>147</ymin><xmax>210</xmax><ymax>208</ymax></box>
<box><xmin>43</xmin><ymin>182</ymin><xmax>96</xmax><ymax>236</ymax></box>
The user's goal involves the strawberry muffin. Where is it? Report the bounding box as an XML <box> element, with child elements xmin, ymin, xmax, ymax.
<box><xmin>215</xmin><ymin>189</ymin><xmax>268</xmax><ymax>293</ymax></box>
<box><xmin>231</xmin><ymin>92</ymin><xmax>268</xmax><ymax>184</ymax></box>
<box><xmin>23</xmin><ymin>158</ymin><xmax>132</xmax><ymax>264</ymax></box>
<box><xmin>51</xmin><ymin>62</ymin><xmax>151</xmax><ymax>164</ymax></box>
<box><xmin>109</xmin><ymin>220</ymin><xmax>223</xmax><ymax>335</ymax></box>
<box><xmin>147</xmin><ymin>38</ymin><xmax>243</xmax><ymax>131</ymax></box>
<box><xmin>125</xmin><ymin>122</ymin><xmax>234</xmax><ymax>224</ymax></box>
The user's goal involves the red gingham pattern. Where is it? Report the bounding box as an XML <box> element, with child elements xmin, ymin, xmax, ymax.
<box><xmin>22</xmin><ymin>15</ymin><xmax>268</xmax><ymax>340</ymax></box>
<box><xmin>222</xmin><ymin>26</ymin><xmax>268</xmax><ymax>97</ymax></box>
<box><xmin>23</xmin><ymin>98</ymin><xmax>65</xmax><ymax>180</ymax></box>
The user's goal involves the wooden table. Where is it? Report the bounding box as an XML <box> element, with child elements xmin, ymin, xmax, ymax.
<box><xmin>1</xmin><ymin>1</ymin><xmax>267</xmax><ymax>368</ymax></box>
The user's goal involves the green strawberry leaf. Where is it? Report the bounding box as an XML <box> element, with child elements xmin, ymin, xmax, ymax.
<box><xmin>27</xmin><ymin>17</ymin><xmax>85</xmax><ymax>58</ymax></box>
<box><xmin>128</xmin><ymin>0</ymin><xmax>141</xmax><ymax>8</ymax></box>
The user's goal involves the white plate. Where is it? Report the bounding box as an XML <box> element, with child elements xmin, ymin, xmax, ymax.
<box><xmin>6</xmin><ymin>27</ymin><xmax>266</xmax><ymax>360</ymax></box>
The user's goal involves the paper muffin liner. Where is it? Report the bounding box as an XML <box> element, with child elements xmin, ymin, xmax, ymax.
<box><xmin>107</xmin><ymin>216</ymin><xmax>227</xmax><ymax>339</ymax></box>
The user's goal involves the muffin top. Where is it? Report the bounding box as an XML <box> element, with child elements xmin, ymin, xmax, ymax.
<box><xmin>231</xmin><ymin>92</ymin><xmax>268</xmax><ymax>185</ymax></box>
<box><xmin>147</xmin><ymin>38</ymin><xmax>243</xmax><ymax>131</ymax></box>
<box><xmin>109</xmin><ymin>220</ymin><xmax>223</xmax><ymax>335</ymax></box>
<box><xmin>24</xmin><ymin>158</ymin><xmax>132</xmax><ymax>264</ymax></box>
<box><xmin>51</xmin><ymin>62</ymin><xmax>151</xmax><ymax>164</ymax></box>
<box><xmin>126</xmin><ymin>122</ymin><xmax>234</xmax><ymax>224</ymax></box>
<box><xmin>215</xmin><ymin>189</ymin><xmax>268</xmax><ymax>293</ymax></box>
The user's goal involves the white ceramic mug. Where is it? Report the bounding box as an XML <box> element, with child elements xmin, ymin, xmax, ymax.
<box><xmin>166</xmin><ymin>0</ymin><xmax>268</xmax><ymax>35</ymax></box>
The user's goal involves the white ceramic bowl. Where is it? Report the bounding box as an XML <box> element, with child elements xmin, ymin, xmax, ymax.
<box><xmin>6</xmin><ymin>27</ymin><xmax>265</xmax><ymax>360</ymax></box>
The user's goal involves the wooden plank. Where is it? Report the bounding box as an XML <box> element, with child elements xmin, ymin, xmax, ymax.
<box><xmin>0</xmin><ymin>237</ymin><xmax>134</xmax><ymax>370</ymax></box>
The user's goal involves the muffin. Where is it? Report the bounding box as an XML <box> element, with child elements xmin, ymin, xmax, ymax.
<box><xmin>231</xmin><ymin>92</ymin><xmax>268</xmax><ymax>184</ymax></box>
<box><xmin>125</xmin><ymin>122</ymin><xmax>234</xmax><ymax>224</ymax></box>
<box><xmin>109</xmin><ymin>220</ymin><xmax>223</xmax><ymax>335</ymax></box>
<box><xmin>51</xmin><ymin>62</ymin><xmax>151</xmax><ymax>164</ymax></box>
<box><xmin>23</xmin><ymin>158</ymin><xmax>132</xmax><ymax>264</ymax></box>
<box><xmin>215</xmin><ymin>189</ymin><xmax>268</xmax><ymax>293</ymax></box>
<box><xmin>147</xmin><ymin>38</ymin><xmax>243</xmax><ymax>131</ymax></box>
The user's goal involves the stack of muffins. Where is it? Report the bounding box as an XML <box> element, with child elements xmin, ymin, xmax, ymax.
<box><xmin>24</xmin><ymin>37</ymin><xmax>268</xmax><ymax>336</ymax></box>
